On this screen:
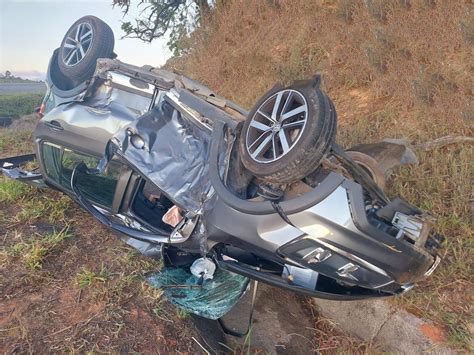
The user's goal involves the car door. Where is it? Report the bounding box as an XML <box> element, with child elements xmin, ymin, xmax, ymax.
<box><xmin>39</xmin><ymin>141</ymin><xmax>128</xmax><ymax>212</ymax></box>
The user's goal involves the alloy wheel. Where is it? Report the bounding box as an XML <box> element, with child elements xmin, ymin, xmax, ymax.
<box><xmin>62</xmin><ymin>22</ymin><xmax>94</xmax><ymax>67</ymax></box>
<box><xmin>245</xmin><ymin>89</ymin><xmax>308</xmax><ymax>163</ymax></box>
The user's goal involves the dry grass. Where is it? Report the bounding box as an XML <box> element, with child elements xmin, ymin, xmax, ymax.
<box><xmin>169</xmin><ymin>0</ymin><xmax>473</xmax><ymax>349</ymax></box>
<box><xmin>0</xmin><ymin>184</ymin><xmax>201</xmax><ymax>353</ymax></box>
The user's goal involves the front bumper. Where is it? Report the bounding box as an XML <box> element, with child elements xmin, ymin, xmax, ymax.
<box><xmin>279</xmin><ymin>179</ymin><xmax>440</xmax><ymax>292</ymax></box>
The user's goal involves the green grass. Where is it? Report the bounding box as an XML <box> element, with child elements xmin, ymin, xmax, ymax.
<box><xmin>0</xmin><ymin>176</ymin><xmax>71</xmax><ymax>224</ymax></box>
<box><xmin>76</xmin><ymin>264</ymin><xmax>111</xmax><ymax>288</ymax></box>
<box><xmin>0</xmin><ymin>129</ymin><xmax>34</xmax><ymax>157</ymax></box>
<box><xmin>176</xmin><ymin>308</ymin><xmax>191</xmax><ymax>319</ymax></box>
<box><xmin>0</xmin><ymin>177</ymin><xmax>33</xmax><ymax>202</ymax></box>
<box><xmin>16</xmin><ymin>194</ymin><xmax>72</xmax><ymax>224</ymax></box>
<box><xmin>0</xmin><ymin>93</ymin><xmax>43</xmax><ymax>117</ymax></box>
<box><xmin>24</xmin><ymin>227</ymin><xmax>72</xmax><ymax>270</ymax></box>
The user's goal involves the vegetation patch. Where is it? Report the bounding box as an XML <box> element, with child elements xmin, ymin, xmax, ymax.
<box><xmin>76</xmin><ymin>264</ymin><xmax>111</xmax><ymax>288</ymax></box>
<box><xmin>0</xmin><ymin>93</ymin><xmax>43</xmax><ymax>117</ymax></box>
<box><xmin>0</xmin><ymin>177</ymin><xmax>34</xmax><ymax>203</ymax></box>
<box><xmin>22</xmin><ymin>227</ymin><xmax>73</xmax><ymax>270</ymax></box>
<box><xmin>0</xmin><ymin>129</ymin><xmax>34</xmax><ymax>157</ymax></box>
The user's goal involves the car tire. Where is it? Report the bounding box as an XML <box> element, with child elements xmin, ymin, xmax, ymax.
<box><xmin>57</xmin><ymin>16</ymin><xmax>114</xmax><ymax>84</ymax></box>
<box><xmin>239</xmin><ymin>83</ymin><xmax>337</xmax><ymax>183</ymax></box>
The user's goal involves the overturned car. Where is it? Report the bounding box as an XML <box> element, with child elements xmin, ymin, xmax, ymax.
<box><xmin>2</xmin><ymin>16</ymin><xmax>442</xmax><ymax>313</ymax></box>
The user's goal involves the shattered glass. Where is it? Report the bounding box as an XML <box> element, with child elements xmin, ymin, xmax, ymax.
<box><xmin>147</xmin><ymin>267</ymin><xmax>249</xmax><ymax>320</ymax></box>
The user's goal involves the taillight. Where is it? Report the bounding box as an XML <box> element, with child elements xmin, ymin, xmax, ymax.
<box><xmin>39</xmin><ymin>102</ymin><xmax>46</xmax><ymax>116</ymax></box>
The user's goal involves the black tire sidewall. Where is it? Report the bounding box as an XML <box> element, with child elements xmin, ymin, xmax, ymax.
<box><xmin>57</xmin><ymin>16</ymin><xmax>114</xmax><ymax>84</ymax></box>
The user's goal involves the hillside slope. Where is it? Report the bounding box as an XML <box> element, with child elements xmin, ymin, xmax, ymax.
<box><xmin>169</xmin><ymin>0</ymin><xmax>473</xmax><ymax>349</ymax></box>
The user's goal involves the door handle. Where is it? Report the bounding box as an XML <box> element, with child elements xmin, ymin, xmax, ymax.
<box><xmin>44</xmin><ymin>120</ymin><xmax>64</xmax><ymax>131</ymax></box>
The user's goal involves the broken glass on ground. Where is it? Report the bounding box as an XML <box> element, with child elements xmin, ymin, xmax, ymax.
<box><xmin>147</xmin><ymin>267</ymin><xmax>249</xmax><ymax>320</ymax></box>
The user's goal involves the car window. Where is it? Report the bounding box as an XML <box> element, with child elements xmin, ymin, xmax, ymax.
<box><xmin>41</xmin><ymin>142</ymin><xmax>121</xmax><ymax>208</ymax></box>
<box><xmin>42</xmin><ymin>142</ymin><xmax>62</xmax><ymax>183</ymax></box>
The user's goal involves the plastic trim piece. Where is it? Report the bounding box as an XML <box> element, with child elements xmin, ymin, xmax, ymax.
<box><xmin>216</xmin><ymin>258</ymin><xmax>391</xmax><ymax>301</ymax></box>
<box><xmin>342</xmin><ymin>179</ymin><xmax>435</xmax><ymax>282</ymax></box>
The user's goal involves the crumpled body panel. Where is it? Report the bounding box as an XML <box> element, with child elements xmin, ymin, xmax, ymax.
<box><xmin>113</xmin><ymin>98</ymin><xmax>223</xmax><ymax>214</ymax></box>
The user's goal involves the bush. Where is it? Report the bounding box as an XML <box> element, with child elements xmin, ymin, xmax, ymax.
<box><xmin>0</xmin><ymin>94</ymin><xmax>43</xmax><ymax>117</ymax></box>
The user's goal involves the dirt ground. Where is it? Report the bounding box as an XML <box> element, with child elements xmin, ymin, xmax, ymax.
<box><xmin>0</xmin><ymin>201</ymin><xmax>202</xmax><ymax>353</ymax></box>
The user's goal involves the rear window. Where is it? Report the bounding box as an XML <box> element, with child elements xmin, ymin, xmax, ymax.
<box><xmin>41</xmin><ymin>142</ymin><xmax>122</xmax><ymax>208</ymax></box>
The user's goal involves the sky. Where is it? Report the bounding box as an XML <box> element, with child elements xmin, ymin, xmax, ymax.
<box><xmin>0</xmin><ymin>0</ymin><xmax>172</xmax><ymax>80</ymax></box>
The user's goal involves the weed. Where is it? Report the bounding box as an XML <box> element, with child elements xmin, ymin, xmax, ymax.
<box><xmin>374</xmin><ymin>28</ymin><xmax>397</xmax><ymax>49</ymax></box>
<box><xmin>337</xmin><ymin>0</ymin><xmax>357</xmax><ymax>23</ymax></box>
<box><xmin>411</xmin><ymin>79</ymin><xmax>435</xmax><ymax>104</ymax></box>
<box><xmin>120</xmin><ymin>249</ymin><xmax>162</xmax><ymax>272</ymax></box>
<box><xmin>140</xmin><ymin>281</ymin><xmax>163</xmax><ymax>301</ymax></box>
<box><xmin>364</xmin><ymin>46</ymin><xmax>388</xmax><ymax>73</ymax></box>
<box><xmin>0</xmin><ymin>129</ymin><xmax>35</xmax><ymax>159</ymax></box>
<box><xmin>459</xmin><ymin>18</ymin><xmax>474</xmax><ymax>45</ymax></box>
<box><xmin>9</xmin><ymin>242</ymin><xmax>28</xmax><ymax>256</ymax></box>
<box><xmin>24</xmin><ymin>227</ymin><xmax>72</xmax><ymax>270</ymax></box>
<box><xmin>423</xmin><ymin>0</ymin><xmax>436</xmax><ymax>9</ymax></box>
<box><xmin>398</xmin><ymin>0</ymin><xmax>411</xmax><ymax>9</ymax></box>
<box><xmin>0</xmin><ymin>177</ymin><xmax>33</xmax><ymax>203</ymax></box>
<box><xmin>152</xmin><ymin>302</ymin><xmax>165</xmax><ymax>317</ymax></box>
<box><xmin>76</xmin><ymin>264</ymin><xmax>111</xmax><ymax>288</ymax></box>
<box><xmin>365</xmin><ymin>0</ymin><xmax>391</xmax><ymax>21</ymax></box>
<box><xmin>176</xmin><ymin>308</ymin><xmax>190</xmax><ymax>319</ymax></box>
<box><xmin>447</xmin><ymin>324</ymin><xmax>471</xmax><ymax>349</ymax></box>
<box><xmin>16</xmin><ymin>195</ymin><xmax>71</xmax><ymax>224</ymax></box>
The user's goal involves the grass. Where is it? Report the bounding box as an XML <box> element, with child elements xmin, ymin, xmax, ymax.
<box><xmin>0</xmin><ymin>130</ymin><xmax>34</xmax><ymax>157</ymax></box>
<box><xmin>24</xmin><ymin>227</ymin><xmax>72</xmax><ymax>270</ymax></box>
<box><xmin>76</xmin><ymin>264</ymin><xmax>111</xmax><ymax>288</ymax></box>
<box><xmin>15</xmin><ymin>194</ymin><xmax>72</xmax><ymax>224</ymax></box>
<box><xmin>0</xmin><ymin>176</ymin><xmax>72</xmax><ymax>224</ymax></box>
<box><xmin>0</xmin><ymin>93</ymin><xmax>43</xmax><ymax>117</ymax></box>
<box><xmin>176</xmin><ymin>308</ymin><xmax>191</xmax><ymax>320</ymax></box>
<box><xmin>0</xmin><ymin>176</ymin><xmax>33</xmax><ymax>202</ymax></box>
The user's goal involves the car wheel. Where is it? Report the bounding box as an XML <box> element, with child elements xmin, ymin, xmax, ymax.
<box><xmin>239</xmin><ymin>84</ymin><xmax>337</xmax><ymax>183</ymax></box>
<box><xmin>57</xmin><ymin>16</ymin><xmax>114</xmax><ymax>84</ymax></box>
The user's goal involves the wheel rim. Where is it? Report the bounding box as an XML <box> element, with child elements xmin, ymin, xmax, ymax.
<box><xmin>246</xmin><ymin>89</ymin><xmax>308</xmax><ymax>163</ymax></box>
<box><xmin>62</xmin><ymin>22</ymin><xmax>94</xmax><ymax>67</ymax></box>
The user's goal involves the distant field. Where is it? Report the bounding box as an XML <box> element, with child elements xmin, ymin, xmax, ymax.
<box><xmin>0</xmin><ymin>93</ymin><xmax>43</xmax><ymax>117</ymax></box>
<box><xmin>0</xmin><ymin>82</ymin><xmax>46</xmax><ymax>96</ymax></box>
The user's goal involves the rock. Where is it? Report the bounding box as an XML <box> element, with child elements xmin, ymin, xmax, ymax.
<box><xmin>312</xmin><ymin>298</ymin><xmax>454</xmax><ymax>354</ymax></box>
<box><xmin>311</xmin><ymin>298</ymin><xmax>393</xmax><ymax>341</ymax></box>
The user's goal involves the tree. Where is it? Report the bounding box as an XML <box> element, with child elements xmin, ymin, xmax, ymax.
<box><xmin>113</xmin><ymin>0</ymin><xmax>211</xmax><ymax>56</ymax></box>
<box><xmin>5</xmin><ymin>70</ymin><xmax>11</xmax><ymax>78</ymax></box>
